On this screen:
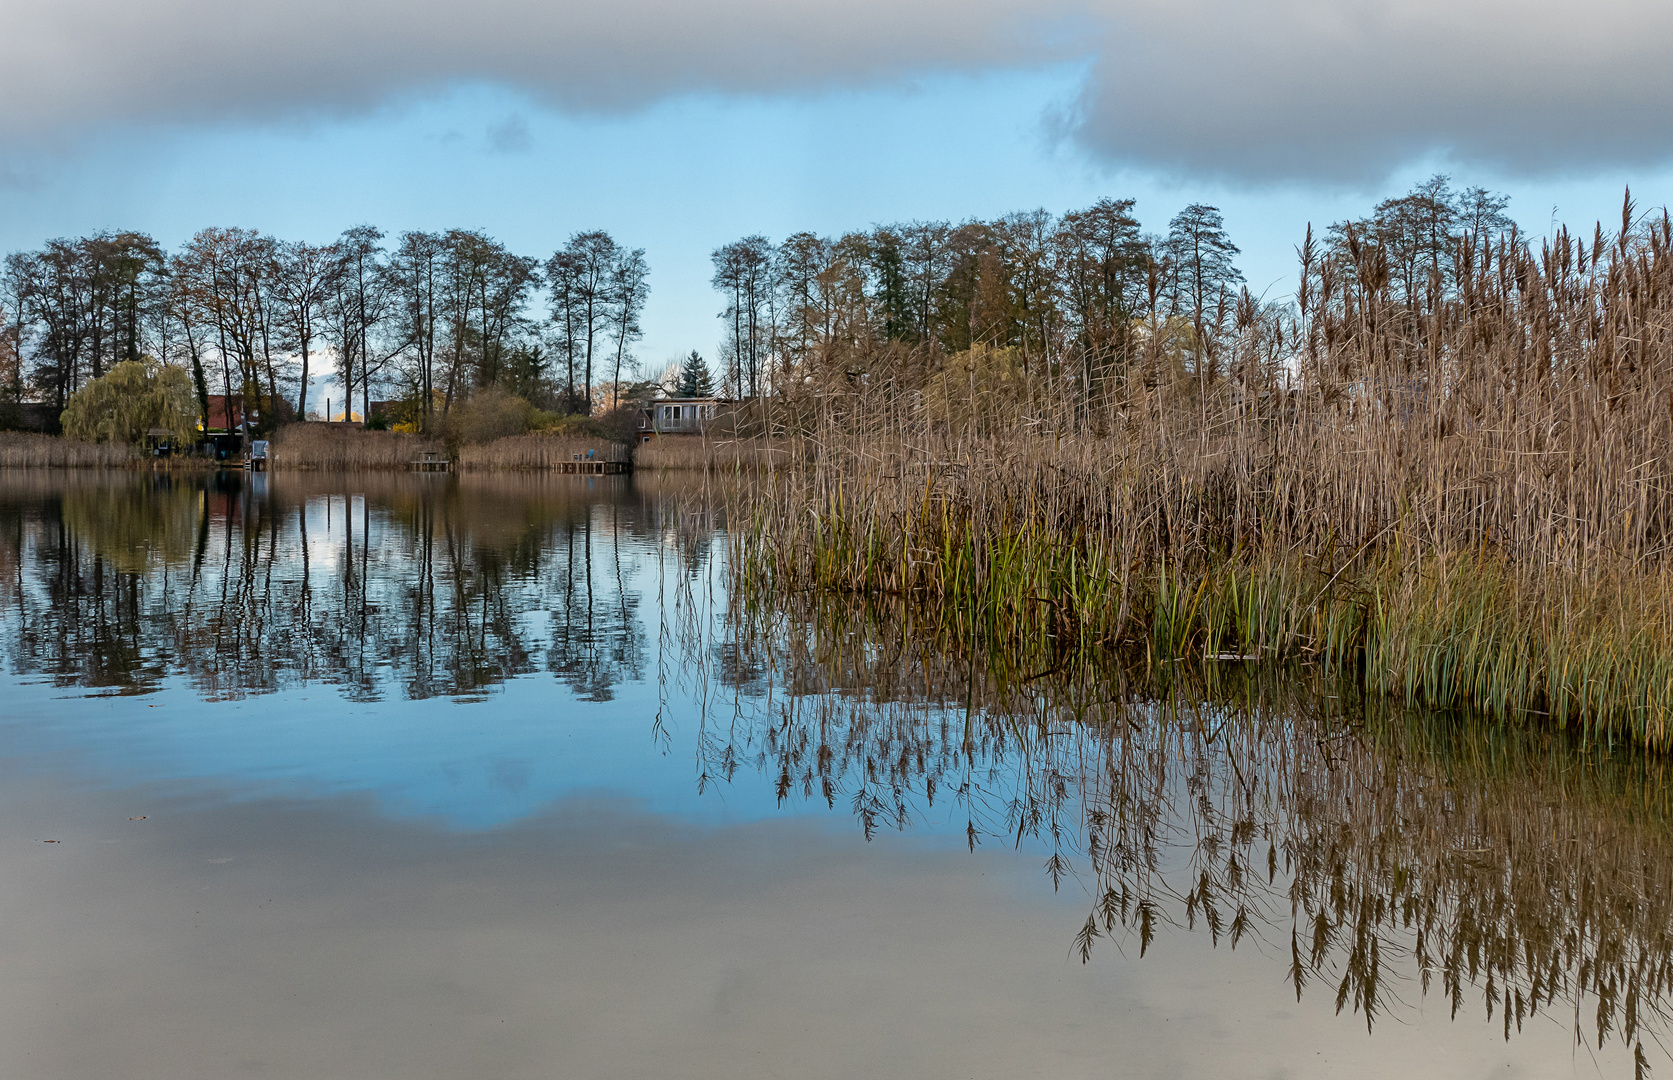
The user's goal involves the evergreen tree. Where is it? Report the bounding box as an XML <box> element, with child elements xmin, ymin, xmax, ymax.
<box><xmin>1163</xmin><ymin>204</ymin><xmax>1243</xmax><ymax>379</ymax></box>
<box><xmin>870</xmin><ymin>230</ymin><xmax>913</xmax><ymax>342</ymax></box>
<box><xmin>678</xmin><ymin>350</ymin><xmax>714</xmax><ymax>397</ymax></box>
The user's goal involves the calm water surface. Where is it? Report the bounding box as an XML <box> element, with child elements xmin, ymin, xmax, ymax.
<box><xmin>0</xmin><ymin>470</ymin><xmax>1663</xmax><ymax>1078</ymax></box>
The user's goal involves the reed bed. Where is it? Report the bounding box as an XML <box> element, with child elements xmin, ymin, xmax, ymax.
<box><xmin>729</xmin><ymin>204</ymin><xmax>1673</xmax><ymax>745</ymax></box>
<box><xmin>268</xmin><ymin>424</ymin><xmax>441</xmax><ymax>470</ymax></box>
<box><xmin>0</xmin><ymin>432</ymin><xmax>133</xmax><ymax>468</ymax></box>
<box><xmin>634</xmin><ymin>436</ymin><xmax>795</xmax><ymax>472</ymax></box>
<box><xmin>455</xmin><ymin>433</ymin><xmax>630</xmax><ymax>470</ymax></box>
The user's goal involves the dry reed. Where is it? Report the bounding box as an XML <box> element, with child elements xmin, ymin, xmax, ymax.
<box><xmin>728</xmin><ymin>200</ymin><xmax>1673</xmax><ymax>745</ymax></box>
<box><xmin>269</xmin><ymin>424</ymin><xmax>442</xmax><ymax>470</ymax></box>
<box><xmin>0</xmin><ymin>432</ymin><xmax>133</xmax><ymax>468</ymax></box>
<box><xmin>634</xmin><ymin>436</ymin><xmax>794</xmax><ymax>472</ymax></box>
<box><xmin>455</xmin><ymin>433</ymin><xmax>631</xmax><ymax>470</ymax></box>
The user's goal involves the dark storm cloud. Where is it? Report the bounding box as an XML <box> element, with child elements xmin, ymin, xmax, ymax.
<box><xmin>0</xmin><ymin>0</ymin><xmax>1084</xmax><ymax>125</ymax></box>
<box><xmin>1</xmin><ymin>0</ymin><xmax>1666</xmax><ymax>183</ymax></box>
<box><xmin>1070</xmin><ymin>0</ymin><xmax>1673</xmax><ymax>182</ymax></box>
<box><xmin>486</xmin><ymin>114</ymin><xmax>533</xmax><ymax>154</ymax></box>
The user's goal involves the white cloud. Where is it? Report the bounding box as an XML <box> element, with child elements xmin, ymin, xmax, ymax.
<box><xmin>1</xmin><ymin>0</ymin><xmax>1667</xmax><ymax>183</ymax></box>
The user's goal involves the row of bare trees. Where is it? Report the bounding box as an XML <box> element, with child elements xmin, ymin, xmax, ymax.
<box><xmin>706</xmin><ymin>176</ymin><xmax>1516</xmax><ymax>406</ymax></box>
<box><xmin>0</xmin><ymin>178</ymin><xmax>1512</xmax><ymax>434</ymax></box>
<box><xmin>0</xmin><ymin>225</ymin><xmax>649</xmax><ymax>432</ymax></box>
<box><xmin>706</xmin><ymin>200</ymin><xmax>1230</xmax><ymax>402</ymax></box>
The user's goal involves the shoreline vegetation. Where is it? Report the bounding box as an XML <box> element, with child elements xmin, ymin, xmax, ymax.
<box><xmin>5</xmin><ymin>181</ymin><xmax>1673</xmax><ymax>745</ymax></box>
<box><xmin>713</xmin><ymin>194</ymin><xmax>1673</xmax><ymax>749</ymax></box>
<box><xmin>0</xmin><ymin>420</ymin><xmax>791</xmax><ymax>472</ymax></box>
<box><xmin>0</xmin><ymin>432</ymin><xmax>134</xmax><ymax>468</ymax></box>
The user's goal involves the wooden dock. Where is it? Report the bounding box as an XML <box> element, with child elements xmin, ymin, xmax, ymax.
<box><xmin>403</xmin><ymin>454</ymin><xmax>628</xmax><ymax>474</ymax></box>
<box><xmin>559</xmin><ymin>460</ymin><xmax>629</xmax><ymax>475</ymax></box>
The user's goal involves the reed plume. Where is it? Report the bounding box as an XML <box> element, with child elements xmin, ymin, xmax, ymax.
<box><xmin>727</xmin><ymin>197</ymin><xmax>1673</xmax><ymax>744</ymax></box>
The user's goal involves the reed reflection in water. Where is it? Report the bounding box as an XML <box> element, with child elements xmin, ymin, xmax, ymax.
<box><xmin>0</xmin><ymin>471</ymin><xmax>1664</xmax><ymax>1075</ymax></box>
<box><xmin>701</xmin><ymin>593</ymin><xmax>1673</xmax><ymax>1074</ymax></box>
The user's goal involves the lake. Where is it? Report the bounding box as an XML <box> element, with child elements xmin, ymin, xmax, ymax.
<box><xmin>0</xmin><ymin>470</ymin><xmax>1660</xmax><ymax>1078</ymax></box>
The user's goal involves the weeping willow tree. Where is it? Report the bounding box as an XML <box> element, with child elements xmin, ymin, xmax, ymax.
<box><xmin>60</xmin><ymin>359</ymin><xmax>198</xmax><ymax>445</ymax></box>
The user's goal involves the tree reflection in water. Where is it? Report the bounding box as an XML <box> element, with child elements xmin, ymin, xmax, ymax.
<box><xmin>698</xmin><ymin>592</ymin><xmax>1673</xmax><ymax>1072</ymax></box>
<box><xmin>5</xmin><ymin>470</ymin><xmax>1670</xmax><ymax>1070</ymax></box>
<box><xmin>0</xmin><ymin>471</ymin><xmax>696</xmax><ymax>702</ymax></box>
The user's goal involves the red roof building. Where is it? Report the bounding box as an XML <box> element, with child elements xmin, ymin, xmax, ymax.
<box><xmin>205</xmin><ymin>394</ymin><xmax>247</xmax><ymax>433</ymax></box>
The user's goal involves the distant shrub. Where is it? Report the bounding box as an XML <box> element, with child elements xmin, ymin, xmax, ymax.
<box><xmin>386</xmin><ymin>389</ymin><xmax>447</xmax><ymax>433</ymax></box>
<box><xmin>594</xmin><ymin>405</ymin><xmax>645</xmax><ymax>444</ymax></box>
<box><xmin>445</xmin><ymin>388</ymin><xmax>534</xmax><ymax>446</ymax></box>
<box><xmin>532</xmin><ymin>412</ymin><xmax>602</xmax><ymax>438</ymax></box>
<box><xmin>524</xmin><ymin>404</ymin><xmax>641</xmax><ymax>444</ymax></box>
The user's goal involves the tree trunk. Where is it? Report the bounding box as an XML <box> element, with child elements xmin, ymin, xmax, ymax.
<box><xmin>295</xmin><ymin>334</ymin><xmax>310</xmax><ymax>419</ymax></box>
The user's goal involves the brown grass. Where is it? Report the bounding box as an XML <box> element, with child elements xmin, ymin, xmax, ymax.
<box><xmin>456</xmin><ymin>434</ymin><xmax>631</xmax><ymax>470</ymax></box>
<box><xmin>0</xmin><ymin>432</ymin><xmax>133</xmax><ymax>468</ymax></box>
<box><xmin>269</xmin><ymin>424</ymin><xmax>442</xmax><ymax>470</ymax></box>
<box><xmin>634</xmin><ymin>436</ymin><xmax>794</xmax><ymax>471</ymax></box>
<box><xmin>269</xmin><ymin>425</ymin><xmax>636</xmax><ymax>471</ymax></box>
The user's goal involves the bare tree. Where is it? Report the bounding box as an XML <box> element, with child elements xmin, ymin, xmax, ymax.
<box><xmin>391</xmin><ymin>230</ymin><xmax>442</xmax><ymax>424</ymax></box>
<box><xmin>272</xmin><ymin>240</ymin><xmax>339</xmax><ymax>418</ymax></box>
<box><xmin>4</xmin><ymin>242</ymin><xmax>90</xmax><ymax>411</ymax></box>
<box><xmin>174</xmin><ymin>227</ymin><xmax>279</xmax><ymax>436</ymax></box>
<box><xmin>545</xmin><ymin>247</ymin><xmax>583</xmax><ymax>410</ymax></box>
<box><xmin>898</xmin><ymin>221</ymin><xmax>952</xmax><ymax>347</ymax></box>
<box><xmin>1057</xmin><ymin>197</ymin><xmax>1147</xmax><ymax>403</ymax></box>
<box><xmin>606</xmin><ymin>248</ymin><xmax>649</xmax><ymax>408</ymax></box>
<box><xmin>474</xmin><ymin>243</ymin><xmax>540</xmax><ymax>391</ymax></box>
<box><xmin>775</xmin><ymin>232</ymin><xmax>833</xmax><ymax>377</ymax></box>
<box><xmin>326</xmin><ymin>226</ymin><xmax>394</xmax><ymax>424</ymax></box>
<box><xmin>549</xmin><ymin>231</ymin><xmax>619</xmax><ymax>414</ymax></box>
<box><xmin>711</xmin><ymin>236</ymin><xmax>771</xmax><ymax>397</ymax></box>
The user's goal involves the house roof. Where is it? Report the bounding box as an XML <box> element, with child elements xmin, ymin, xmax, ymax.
<box><xmin>204</xmin><ymin>394</ymin><xmax>247</xmax><ymax>432</ymax></box>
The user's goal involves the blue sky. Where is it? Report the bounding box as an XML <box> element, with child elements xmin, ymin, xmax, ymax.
<box><xmin>3</xmin><ymin>1</ymin><xmax>1671</xmax><ymax>372</ymax></box>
